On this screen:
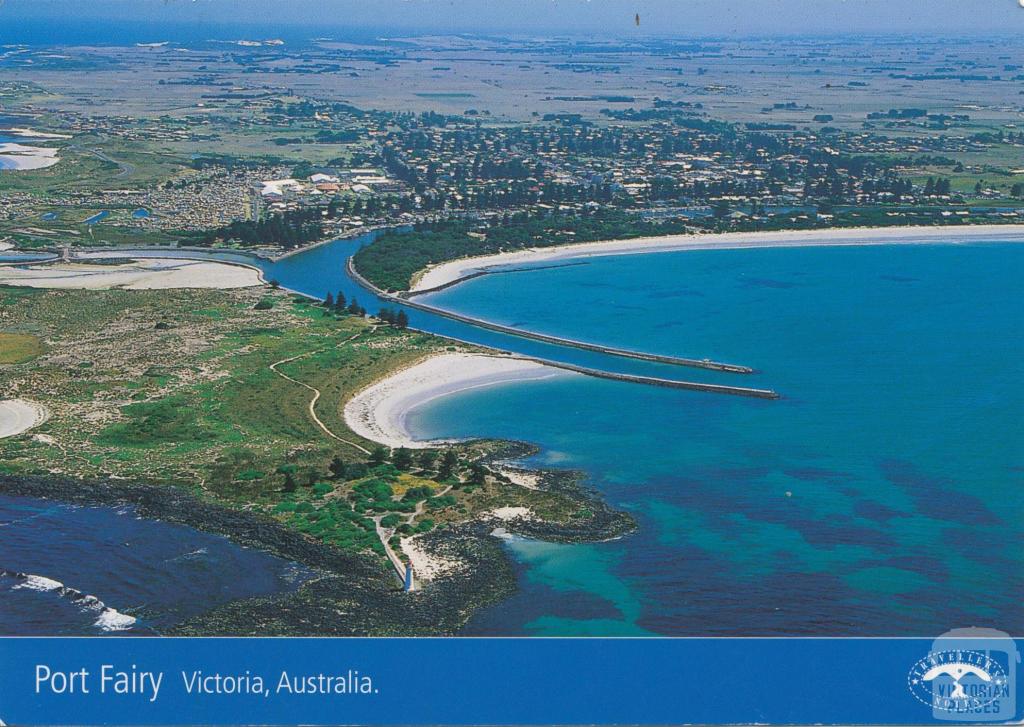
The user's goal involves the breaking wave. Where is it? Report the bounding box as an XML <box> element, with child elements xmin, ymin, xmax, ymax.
<box><xmin>0</xmin><ymin>568</ymin><xmax>138</xmax><ymax>632</ymax></box>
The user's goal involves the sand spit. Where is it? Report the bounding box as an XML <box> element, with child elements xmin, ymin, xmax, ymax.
<box><xmin>0</xmin><ymin>259</ymin><xmax>263</xmax><ymax>290</ymax></box>
<box><xmin>410</xmin><ymin>224</ymin><xmax>1024</xmax><ymax>293</ymax></box>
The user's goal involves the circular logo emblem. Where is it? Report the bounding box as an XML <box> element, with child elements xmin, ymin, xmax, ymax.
<box><xmin>908</xmin><ymin>649</ymin><xmax>1009</xmax><ymax>714</ymax></box>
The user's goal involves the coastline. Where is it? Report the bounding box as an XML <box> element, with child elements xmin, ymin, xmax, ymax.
<box><xmin>0</xmin><ymin>258</ymin><xmax>264</xmax><ymax>289</ymax></box>
<box><xmin>342</xmin><ymin>353</ymin><xmax>634</xmax><ymax>588</ymax></box>
<box><xmin>0</xmin><ymin>399</ymin><xmax>50</xmax><ymax>440</ymax></box>
<box><xmin>343</xmin><ymin>352</ymin><xmax>570</xmax><ymax>450</ymax></box>
<box><xmin>409</xmin><ymin>223</ymin><xmax>1024</xmax><ymax>293</ymax></box>
<box><xmin>0</xmin><ymin>473</ymin><xmax>515</xmax><ymax>636</ymax></box>
<box><xmin>0</xmin><ymin>142</ymin><xmax>61</xmax><ymax>171</ymax></box>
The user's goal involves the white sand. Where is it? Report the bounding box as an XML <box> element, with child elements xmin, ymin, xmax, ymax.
<box><xmin>343</xmin><ymin>353</ymin><xmax>568</xmax><ymax>449</ymax></box>
<box><xmin>410</xmin><ymin>224</ymin><xmax>1024</xmax><ymax>293</ymax></box>
<box><xmin>6</xmin><ymin>128</ymin><xmax>73</xmax><ymax>140</ymax></box>
<box><xmin>489</xmin><ymin>506</ymin><xmax>534</xmax><ymax>521</ymax></box>
<box><xmin>0</xmin><ymin>259</ymin><xmax>263</xmax><ymax>290</ymax></box>
<box><xmin>0</xmin><ymin>399</ymin><xmax>50</xmax><ymax>439</ymax></box>
<box><xmin>495</xmin><ymin>466</ymin><xmax>540</xmax><ymax>490</ymax></box>
<box><xmin>0</xmin><ymin>143</ymin><xmax>61</xmax><ymax>170</ymax></box>
<box><xmin>400</xmin><ymin>535</ymin><xmax>463</xmax><ymax>584</ymax></box>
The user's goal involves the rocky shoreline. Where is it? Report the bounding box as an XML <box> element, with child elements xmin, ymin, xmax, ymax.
<box><xmin>172</xmin><ymin>522</ymin><xmax>517</xmax><ymax>636</ymax></box>
<box><xmin>479</xmin><ymin>440</ymin><xmax>636</xmax><ymax>543</ymax></box>
<box><xmin>0</xmin><ymin>436</ymin><xmax>632</xmax><ymax>636</ymax></box>
<box><xmin>0</xmin><ymin>474</ymin><xmax>516</xmax><ymax>636</ymax></box>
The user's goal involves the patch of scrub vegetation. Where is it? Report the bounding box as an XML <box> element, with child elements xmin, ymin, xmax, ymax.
<box><xmin>0</xmin><ymin>333</ymin><xmax>46</xmax><ymax>364</ymax></box>
<box><xmin>0</xmin><ymin>285</ymin><xmax>619</xmax><ymax>564</ymax></box>
<box><xmin>277</xmin><ymin>497</ymin><xmax>384</xmax><ymax>555</ymax></box>
<box><xmin>352</xmin><ymin>210</ymin><xmax>693</xmax><ymax>292</ymax></box>
<box><xmin>97</xmin><ymin>395</ymin><xmax>210</xmax><ymax>446</ymax></box>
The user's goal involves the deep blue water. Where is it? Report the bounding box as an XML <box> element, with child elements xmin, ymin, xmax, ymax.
<box><xmin>3</xmin><ymin>235</ymin><xmax>1021</xmax><ymax>636</ymax></box>
<box><xmin>247</xmin><ymin>235</ymin><xmax>750</xmax><ymax>380</ymax></box>
<box><xmin>0</xmin><ymin>495</ymin><xmax>310</xmax><ymax>635</ymax></box>
<box><xmin>404</xmin><ymin>243</ymin><xmax>1024</xmax><ymax>635</ymax></box>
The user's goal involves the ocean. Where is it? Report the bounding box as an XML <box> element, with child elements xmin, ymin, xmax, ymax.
<box><xmin>3</xmin><ymin>237</ymin><xmax>1020</xmax><ymax>636</ymax></box>
<box><xmin>0</xmin><ymin>495</ymin><xmax>310</xmax><ymax>635</ymax></box>
<box><xmin>404</xmin><ymin>243</ymin><xmax>1024</xmax><ymax>635</ymax></box>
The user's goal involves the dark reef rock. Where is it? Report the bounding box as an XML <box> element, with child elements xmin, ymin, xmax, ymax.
<box><xmin>0</xmin><ymin>444</ymin><xmax>631</xmax><ymax>636</ymax></box>
<box><xmin>0</xmin><ymin>475</ymin><xmax>514</xmax><ymax>636</ymax></box>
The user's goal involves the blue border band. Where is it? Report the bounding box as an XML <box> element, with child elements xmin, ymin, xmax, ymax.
<box><xmin>0</xmin><ymin>637</ymin><xmax>1019</xmax><ymax>725</ymax></box>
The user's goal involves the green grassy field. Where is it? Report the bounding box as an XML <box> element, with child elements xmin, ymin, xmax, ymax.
<box><xmin>0</xmin><ymin>332</ymin><xmax>46</xmax><ymax>364</ymax></box>
<box><xmin>0</xmin><ymin>286</ymin><xmax>586</xmax><ymax>561</ymax></box>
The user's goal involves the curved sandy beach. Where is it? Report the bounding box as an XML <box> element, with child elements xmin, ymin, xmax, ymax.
<box><xmin>343</xmin><ymin>353</ymin><xmax>569</xmax><ymax>449</ymax></box>
<box><xmin>0</xmin><ymin>258</ymin><xmax>263</xmax><ymax>290</ymax></box>
<box><xmin>0</xmin><ymin>399</ymin><xmax>50</xmax><ymax>439</ymax></box>
<box><xmin>410</xmin><ymin>223</ymin><xmax>1024</xmax><ymax>293</ymax></box>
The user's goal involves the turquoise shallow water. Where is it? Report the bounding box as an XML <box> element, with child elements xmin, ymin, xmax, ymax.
<box><xmin>3</xmin><ymin>236</ymin><xmax>1019</xmax><ymax>636</ymax></box>
<box><xmin>406</xmin><ymin>243</ymin><xmax>1024</xmax><ymax>636</ymax></box>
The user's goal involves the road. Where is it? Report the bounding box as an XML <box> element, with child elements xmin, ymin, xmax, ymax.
<box><xmin>69</xmin><ymin>144</ymin><xmax>135</xmax><ymax>178</ymax></box>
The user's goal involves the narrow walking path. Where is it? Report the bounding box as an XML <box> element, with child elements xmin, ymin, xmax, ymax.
<box><xmin>268</xmin><ymin>334</ymin><xmax>371</xmax><ymax>455</ymax></box>
<box><xmin>373</xmin><ymin>484</ymin><xmax>452</xmax><ymax>591</ymax></box>
<box><xmin>372</xmin><ymin>514</ymin><xmax>410</xmax><ymax>589</ymax></box>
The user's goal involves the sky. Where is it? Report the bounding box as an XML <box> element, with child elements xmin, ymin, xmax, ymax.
<box><xmin>1</xmin><ymin>0</ymin><xmax>1022</xmax><ymax>38</ymax></box>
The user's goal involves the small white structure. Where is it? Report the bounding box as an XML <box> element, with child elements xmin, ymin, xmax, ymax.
<box><xmin>260</xmin><ymin>179</ymin><xmax>302</xmax><ymax>197</ymax></box>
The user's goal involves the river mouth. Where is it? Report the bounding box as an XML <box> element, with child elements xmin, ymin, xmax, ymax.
<box><xmin>3</xmin><ymin>233</ymin><xmax>1022</xmax><ymax>636</ymax></box>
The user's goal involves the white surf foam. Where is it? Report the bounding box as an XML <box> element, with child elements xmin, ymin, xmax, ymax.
<box><xmin>12</xmin><ymin>574</ymin><xmax>63</xmax><ymax>592</ymax></box>
<box><xmin>94</xmin><ymin>608</ymin><xmax>138</xmax><ymax>632</ymax></box>
<box><xmin>2</xmin><ymin>568</ymin><xmax>138</xmax><ymax>631</ymax></box>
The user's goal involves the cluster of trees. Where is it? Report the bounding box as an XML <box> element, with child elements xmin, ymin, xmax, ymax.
<box><xmin>922</xmin><ymin>177</ymin><xmax>954</xmax><ymax>196</ymax></box>
<box><xmin>322</xmin><ymin>291</ymin><xmax>366</xmax><ymax>317</ymax></box>
<box><xmin>352</xmin><ymin>209</ymin><xmax>692</xmax><ymax>292</ymax></box>
<box><xmin>376</xmin><ymin>307</ymin><xmax>410</xmax><ymax>328</ymax></box>
<box><xmin>268</xmin><ymin>99</ymin><xmax>364</xmax><ymax>120</ymax></box>
<box><xmin>365</xmin><ymin>446</ymin><xmax>461</xmax><ymax>481</ymax></box>
<box><xmin>326</xmin><ymin>194</ymin><xmax>392</xmax><ymax>219</ymax></box>
<box><xmin>189</xmin><ymin>154</ymin><xmax>277</xmax><ymax>172</ymax></box>
<box><xmin>867</xmin><ymin>108</ymin><xmax>929</xmax><ymax>120</ymax></box>
<box><xmin>196</xmin><ymin>208</ymin><xmax>323</xmax><ymax>249</ymax></box>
